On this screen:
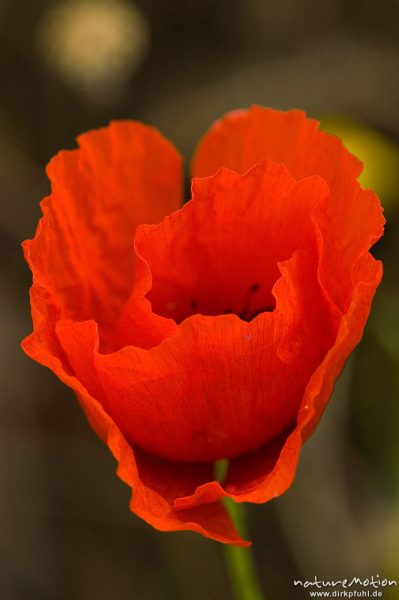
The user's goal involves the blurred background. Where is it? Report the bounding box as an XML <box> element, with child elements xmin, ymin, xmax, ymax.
<box><xmin>1</xmin><ymin>0</ymin><xmax>398</xmax><ymax>598</ymax></box>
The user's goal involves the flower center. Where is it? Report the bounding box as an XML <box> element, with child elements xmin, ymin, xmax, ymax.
<box><xmin>222</xmin><ymin>283</ymin><xmax>275</xmax><ymax>321</ymax></box>
<box><xmin>189</xmin><ymin>282</ymin><xmax>275</xmax><ymax>322</ymax></box>
<box><xmin>149</xmin><ymin>279</ymin><xmax>276</xmax><ymax>324</ymax></box>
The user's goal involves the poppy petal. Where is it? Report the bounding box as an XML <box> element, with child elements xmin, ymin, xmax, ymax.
<box><xmin>226</xmin><ymin>252</ymin><xmax>383</xmax><ymax>503</ymax></box>
<box><xmin>22</xmin><ymin>321</ymin><xmax>249</xmax><ymax>546</ymax></box>
<box><xmin>23</xmin><ymin>121</ymin><xmax>182</xmax><ymax>340</ymax></box>
<box><xmin>192</xmin><ymin>106</ymin><xmax>384</xmax><ymax>312</ymax></box>
<box><xmin>310</xmin><ymin>184</ymin><xmax>383</xmax><ymax>312</ymax></box>
<box><xmin>192</xmin><ymin>107</ymin><xmax>361</xmax><ymax>181</ymax></box>
<box><xmin>172</xmin><ymin>252</ymin><xmax>382</xmax><ymax>509</ymax></box>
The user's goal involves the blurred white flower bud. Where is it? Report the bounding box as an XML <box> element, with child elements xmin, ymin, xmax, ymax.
<box><xmin>37</xmin><ymin>0</ymin><xmax>150</xmax><ymax>94</ymax></box>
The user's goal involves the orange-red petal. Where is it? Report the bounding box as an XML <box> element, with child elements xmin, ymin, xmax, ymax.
<box><xmin>22</xmin><ymin>321</ymin><xmax>249</xmax><ymax>546</ymax></box>
<box><xmin>23</xmin><ymin>121</ymin><xmax>182</xmax><ymax>337</ymax></box>
<box><xmin>173</xmin><ymin>252</ymin><xmax>382</xmax><ymax>510</ymax></box>
<box><xmin>192</xmin><ymin>106</ymin><xmax>384</xmax><ymax>313</ymax></box>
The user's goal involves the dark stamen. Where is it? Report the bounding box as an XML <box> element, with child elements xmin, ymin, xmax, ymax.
<box><xmin>190</xmin><ymin>283</ymin><xmax>273</xmax><ymax>321</ymax></box>
<box><xmin>240</xmin><ymin>282</ymin><xmax>261</xmax><ymax>320</ymax></box>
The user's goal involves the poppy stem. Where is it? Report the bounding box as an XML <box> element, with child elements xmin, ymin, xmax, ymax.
<box><xmin>223</xmin><ymin>499</ymin><xmax>265</xmax><ymax>600</ymax></box>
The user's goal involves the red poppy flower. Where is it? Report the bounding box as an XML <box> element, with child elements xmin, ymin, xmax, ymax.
<box><xmin>22</xmin><ymin>107</ymin><xmax>384</xmax><ymax>546</ymax></box>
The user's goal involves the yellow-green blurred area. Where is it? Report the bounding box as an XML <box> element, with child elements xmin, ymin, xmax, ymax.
<box><xmin>1</xmin><ymin>1</ymin><xmax>398</xmax><ymax>598</ymax></box>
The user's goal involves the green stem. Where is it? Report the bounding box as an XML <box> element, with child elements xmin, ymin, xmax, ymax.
<box><xmin>223</xmin><ymin>499</ymin><xmax>265</xmax><ymax>600</ymax></box>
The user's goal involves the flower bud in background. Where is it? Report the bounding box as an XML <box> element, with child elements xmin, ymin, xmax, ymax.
<box><xmin>37</xmin><ymin>0</ymin><xmax>150</xmax><ymax>96</ymax></box>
